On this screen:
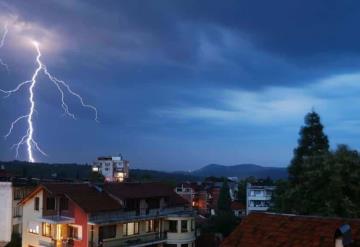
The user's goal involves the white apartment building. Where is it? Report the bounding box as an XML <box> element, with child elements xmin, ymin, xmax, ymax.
<box><xmin>0</xmin><ymin>180</ymin><xmax>35</xmax><ymax>245</ymax></box>
<box><xmin>92</xmin><ymin>155</ymin><xmax>130</xmax><ymax>182</ymax></box>
<box><xmin>246</xmin><ymin>183</ymin><xmax>275</xmax><ymax>215</ymax></box>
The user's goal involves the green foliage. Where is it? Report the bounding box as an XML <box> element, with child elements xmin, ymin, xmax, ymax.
<box><xmin>6</xmin><ymin>232</ymin><xmax>21</xmax><ymax>247</ymax></box>
<box><xmin>217</xmin><ymin>179</ymin><xmax>232</xmax><ymax>212</ymax></box>
<box><xmin>237</xmin><ymin>180</ymin><xmax>247</xmax><ymax>205</ymax></box>
<box><xmin>272</xmin><ymin>111</ymin><xmax>360</xmax><ymax>217</ymax></box>
<box><xmin>288</xmin><ymin>111</ymin><xmax>329</xmax><ymax>184</ymax></box>
<box><xmin>89</xmin><ymin>171</ymin><xmax>105</xmax><ymax>183</ymax></box>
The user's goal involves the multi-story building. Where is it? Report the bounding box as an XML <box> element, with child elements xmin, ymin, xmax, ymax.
<box><xmin>0</xmin><ymin>178</ymin><xmax>36</xmax><ymax>244</ymax></box>
<box><xmin>21</xmin><ymin>182</ymin><xmax>196</xmax><ymax>247</ymax></box>
<box><xmin>246</xmin><ymin>183</ymin><xmax>275</xmax><ymax>215</ymax></box>
<box><xmin>174</xmin><ymin>183</ymin><xmax>194</xmax><ymax>206</ymax></box>
<box><xmin>92</xmin><ymin>155</ymin><xmax>130</xmax><ymax>182</ymax></box>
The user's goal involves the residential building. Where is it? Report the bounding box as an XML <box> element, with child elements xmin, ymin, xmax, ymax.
<box><xmin>92</xmin><ymin>155</ymin><xmax>130</xmax><ymax>182</ymax></box>
<box><xmin>0</xmin><ymin>178</ymin><xmax>36</xmax><ymax>244</ymax></box>
<box><xmin>221</xmin><ymin>212</ymin><xmax>360</xmax><ymax>246</ymax></box>
<box><xmin>0</xmin><ymin>182</ymin><xmax>12</xmax><ymax>244</ymax></box>
<box><xmin>174</xmin><ymin>184</ymin><xmax>193</xmax><ymax>206</ymax></box>
<box><xmin>21</xmin><ymin>182</ymin><xmax>196</xmax><ymax>247</ymax></box>
<box><xmin>246</xmin><ymin>183</ymin><xmax>275</xmax><ymax>215</ymax></box>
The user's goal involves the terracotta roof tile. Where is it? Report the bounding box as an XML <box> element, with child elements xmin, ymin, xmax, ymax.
<box><xmin>43</xmin><ymin>183</ymin><xmax>122</xmax><ymax>213</ymax></box>
<box><xmin>103</xmin><ymin>182</ymin><xmax>188</xmax><ymax>206</ymax></box>
<box><xmin>221</xmin><ymin>212</ymin><xmax>360</xmax><ymax>247</ymax></box>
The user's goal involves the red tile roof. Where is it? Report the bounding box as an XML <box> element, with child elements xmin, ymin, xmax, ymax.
<box><xmin>221</xmin><ymin>212</ymin><xmax>360</xmax><ymax>247</ymax></box>
<box><xmin>43</xmin><ymin>183</ymin><xmax>122</xmax><ymax>213</ymax></box>
<box><xmin>231</xmin><ymin>201</ymin><xmax>245</xmax><ymax>211</ymax></box>
<box><xmin>104</xmin><ymin>182</ymin><xmax>188</xmax><ymax>206</ymax></box>
<box><xmin>21</xmin><ymin>182</ymin><xmax>189</xmax><ymax>214</ymax></box>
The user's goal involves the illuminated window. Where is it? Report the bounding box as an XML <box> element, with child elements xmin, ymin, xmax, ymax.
<box><xmin>146</xmin><ymin>220</ymin><xmax>154</xmax><ymax>232</ymax></box>
<box><xmin>42</xmin><ymin>222</ymin><xmax>52</xmax><ymax>237</ymax></box>
<box><xmin>92</xmin><ymin>166</ymin><xmax>99</xmax><ymax>172</ymax></box>
<box><xmin>28</xmin><ymin>221</ymin><xmax>40</xmax><ymax>234</ymax></box>
<box><xmin>123</xmin><ymin>222</ymin><xmax>139</xmax><ymax>236</ymax></box>
<box><xmin>68</xmin><ymin>225</ymin><xmax>82</xmax><ymax>240</ymax></box>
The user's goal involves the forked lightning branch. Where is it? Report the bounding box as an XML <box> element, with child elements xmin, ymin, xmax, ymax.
<box><xmin>0</xmin><ymin>23</ymin><xmax>98</xmax><ymax>162</ymax></box>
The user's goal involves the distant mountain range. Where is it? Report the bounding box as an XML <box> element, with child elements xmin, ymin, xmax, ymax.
<box><xmin>188</xmin><ymin>164</ymin><xmax>288</xmax><ymax>179</ymax></box>
<box><xmin>0</xmin><ymin>161</ymin><xmax>288</xmax><ymax>181</ymax></box>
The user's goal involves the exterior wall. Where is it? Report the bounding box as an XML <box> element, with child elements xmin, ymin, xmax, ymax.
<box><xmin>0</xmin><ymin>182</ymin><xmax>12</xmax><ymax>243</ymax></box>
<box><xmin>165</xmin><ymin>216</ymin><xmax>195</xmax><ymax>246</ymax></box>
<box><xmin>22</xmin><ymin>189</ymin><xmax>89</xmax><ymax>247</ymax></box>
<box><xmin>22</xmin><ymin>190</ymin><xmax>55</xmax><ymax>247</ymax></box>
<box><xmin>175</xmin><ymin>186</ymin><xmax>193</xmax><ymax>206</ymax></box>
<box><xmin>93</xmin><ymin>156</ymin><xmax>129</xmax><ymax>182</ymax></box>
<box><xmin>73</xmin><ymin>205</ymin><xmax>88</xmax><ymax>247</ymax></box>
<box><xmin>246</xmin><ymin>184</ymin><xmax>275</xmax><ymax>215</ymax></box>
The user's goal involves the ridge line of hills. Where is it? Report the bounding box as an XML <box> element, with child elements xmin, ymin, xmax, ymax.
<box><xmin>0</xmin><ymin>161</ymin><xmax>288</xmax><ymax>181</ymax></box>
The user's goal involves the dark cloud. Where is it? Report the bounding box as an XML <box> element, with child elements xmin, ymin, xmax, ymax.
<box><xmin>1</xmin><ymin>0</ymin><xmax>360</xmax><ymax>169</ymax></box>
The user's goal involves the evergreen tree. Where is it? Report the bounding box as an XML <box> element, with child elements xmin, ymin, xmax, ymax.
<box><xmin>217</xmin><ymin>179</ymin><xmax>232</xmax><ymax>212</ymax></box>
<box><xmin>272</xmin><ymin>111</ymin><xmax>360</xmax><ymax>217</ymax></box>
<box><xmin>288</xmin><ymin>111</ymin><xmax>329</xmax><ymax>184</ymax></box>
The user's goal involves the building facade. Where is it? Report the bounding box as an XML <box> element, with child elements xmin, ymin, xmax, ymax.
<box><xmin>92</xmin><ymin>155</ymin><xmax>130</xmax><ymax>182</ymax></box>
<box><xmin>246</xmin><ymin>183</ymin><xmax>275</xmax><ymax>215</ymax></box>
<box><xmin>0</xmin><ymin>179</ymin><xmax>35</xmax><ymax>244</ymax></box>
<box><xmin>21</xmin><ymin>182</ymin><xmax>196</xmax><ymax>247</ymax></box>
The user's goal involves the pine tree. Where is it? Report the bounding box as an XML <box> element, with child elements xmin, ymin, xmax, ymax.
<box><xmin>288</xmin><ymin>111</ymin><xmax>329</xmax><ymax>184</ymax></box>
<box><xmin>217</xmin><ymin>179</ymin><xmax>232</xmax><ymax>212</ymax></box>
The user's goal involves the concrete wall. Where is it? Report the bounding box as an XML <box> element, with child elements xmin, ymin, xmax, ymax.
<box><xmin>0</xmin><ymin>182</ymin><xmax>12</xmax><ymax>243</ymax></box>
<box><xmin>22</xmin><ymin>190</ymin><xmax>54</xmax><ymax>247</ymax></box>
<box><xmin>165</xmin><ymin>216</ymin><xmax>195</xmax><ymax>246</ymax></box>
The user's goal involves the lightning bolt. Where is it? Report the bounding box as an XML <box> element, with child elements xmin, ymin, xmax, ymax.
<box><xmin>0</xmin><ymin>22</ymin><xmax>9</xmax><ymax>72</ymax></box>
<box><xmin>1</xmin><ymin>40</ymin><xmax>98</xmax><ymax>162</ymax></box>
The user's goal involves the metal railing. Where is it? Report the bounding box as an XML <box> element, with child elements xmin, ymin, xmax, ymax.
<box><xmin>91</xmin><ymin>232</ymin><xmax>167</xmax><ymax>247</ymax></box>
<box><xmin>89</xmin><ymin>207</ymin><xmax>192</xmax><ymax>224</ymax></box>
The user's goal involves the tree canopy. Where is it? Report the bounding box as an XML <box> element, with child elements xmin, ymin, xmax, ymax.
<box><xmin>288</xmin><ymin>111</ymin><xmax>329</xmax><ymax>184</ymax></box>
<box><xmin>272</xmin><ymin>111</ymin><xmax>360</xmax><ymax>217</ymax></box>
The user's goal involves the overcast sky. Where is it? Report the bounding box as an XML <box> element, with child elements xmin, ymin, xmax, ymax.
<box><xmin>1</xmin><ymin>0</ymin><xmax>360</xmax><ymax>171</ymax></box>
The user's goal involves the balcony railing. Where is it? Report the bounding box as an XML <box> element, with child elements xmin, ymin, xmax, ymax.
<box><xmin>90</xmin><ymin>232</ymin><xmax>167</xmax><ymax>247</ymax></box>
<box><xmin>89</xmin><ymin>208</ymin><xmax>193</xmax><ymax>224</ymax></box>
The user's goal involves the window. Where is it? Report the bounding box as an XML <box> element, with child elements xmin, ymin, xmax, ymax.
<box><xmin>28</xmin><ymin>221</ymin><xmax>40</xmax><ymax>234</ymax></box>
<box><xmin>13</xmin><ymin>206</ymin><xmax>22</xmax><ymax>217</ymax></box>
<box><xmin>123</xmin><ymin>222</ymin><xmax>139</xmax><ymax>236</ymax></box>
<box><xmin>34</xmin><ymin>197</ymin><xmax>39</xmax><ymax>211</ymax></box>
<box><xmin>14</xmin><ymin>189</ymin><xmax>22</xmax><ymax>200</ymax></box>
<box><xmin>168</xmin><ymin>220</ymin><xmax>177</xmax><ymax>233</ymax></box>
<box><xmin>146</xmin><ymin>220</ymin><xmax>154</xmax><ymax>232</ymax></box>
<box><xmin>46</xmin><ymin>197</ymin><xmax>55</xmax><ymax>210</ymax></box>
<box><xmin>68</xmin><ymin>225</ymin><xmax>82</xmax><ymax>240</ymax></box>
<box><xmin>42</xmin><ymin>222</ymin><xmax>52</xmax><ymax>237</ymax></box>
<box><xmin>60</xmin><ymin>197</ymin><xmax>69</xmax><ymax>211</ymax></box>
<box><xmin>181</xmin><ymin>220</ymin><xmax>188</xmax><ymax>232</ymax></box>
<box><xmin>100</xmin><ymin>225</ymin><xmax>116</xmax><ymax>239</ymax></box>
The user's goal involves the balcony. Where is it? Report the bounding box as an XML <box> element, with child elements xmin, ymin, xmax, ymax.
<box><xmin>91</xmin><ymin>232</ymin><xmax>167</xmax><ymax>247</ymax></box>
<box><xmin>89</xmin><ymin>208</ymin><xmax>192</xmax><ymax>225</ymax></box>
